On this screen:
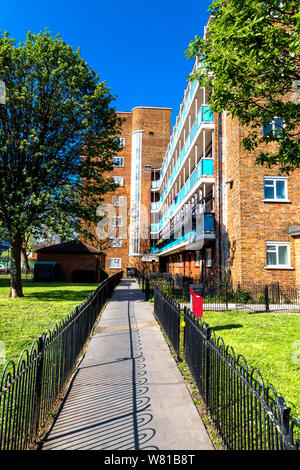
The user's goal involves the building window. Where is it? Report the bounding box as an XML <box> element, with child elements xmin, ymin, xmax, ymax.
<box><xmin>113</xmin><ymin>156</ymin><xmax>124</xmax><ymax>167</ymax></box>
<box><xmin>109</xmin><ymin>258</ymin><xmax>122</xmax><ymax>269</ymax></box>
<box><xmin>195</xmin><ymin>251</ymin><xmax>201</xmax><ymax>267</ymax></box>
<box><xmin>262</xmin><ymin>118</ymin><xmax>283</xmax><ymax>137</ymax></box>
<box><xmin>263</xmin><ymin>176</ymin><xmax>287</xmax><ymax>201</ymax></box>
<box><xmin>111</xmin><ymin>216</ymin><xmax>122</xmax><ymax>227</ymax></box>
<box><xmin>112</xmin><ymin>196</ymin><xmax>124</xmax><ymax>207</ymax></box>
<box><xmin>110</xmin><ymin>238</ymin><xmax>122</xmax><ymax>248</ymax></box>
<box><xmin>179</xmin><ymin>254</ymin><xmax>182</xmax><ymax>267</ymax></box>
<box><xmin>205</xmin><ymin>248</ymin><xmax>212</xmax><ymax>267</ymax></box>
<box><xmin>113</xmin><ymin>176</ymin><xmax>124</xmax><ymax>186</ymax></box>
<box><xmin>265</xmin><ymin>242</ymin><xmax>291</xmax><ymax>268</ymax></box>
<box><xmin>120</xmin><ymin>137</ymin><xmax>125</xmax><ymax>147</ymax></box>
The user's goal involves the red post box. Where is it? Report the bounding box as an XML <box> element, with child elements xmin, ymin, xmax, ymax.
<box><xmin>190</xmin><ymin>287</ymin><xmax>203</xmax><ymax>318</ymax></box>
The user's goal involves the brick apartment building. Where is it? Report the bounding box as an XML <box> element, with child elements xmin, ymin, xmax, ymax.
<box><xmin>92</xmin><ymin>22</ymin><xmax>299</xmax><ymax>287</ymax></box>
<box><xmin>98</xmin><ymin>106</ymin><xmax>172</xmax><ymax>276</ymax></box>
<box><xmin>146</xmin><ymin>27</ymin><xmax>300</xmax><ymax>288</ymax></box>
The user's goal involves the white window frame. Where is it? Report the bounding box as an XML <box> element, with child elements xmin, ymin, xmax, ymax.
<box><xmin>119</xmin><ymin>137</ymin><xmax>125</xmax><ymax>147</ymax></box>
<box><xmin>263</xmin><ymin>176</ymin><xmax>288</xmax><ymax>202</ymax></box>
<box><xmin>113</xmin><ymin>176</ymin><xmax>124</xmax><ymax>186</ymax></box>
<box><xmin>109</xmin><ymin>258</ymin><xmax>122</xmax><ymax>269</ymax></box>
<box><xmin>262</xmin><ymin>117</ymin><xmax>284</xmax><ymax>137</ymax></box>
<box><xmin>195</xmin><ymin>250</ymin><xmax>201</xmax><ymax>267</ymax></box>
<box><xmin>265</xmin><ymin>241</ymin><xmax>292</xmax><ymax>269</ymax></box>
<box><xmin>113</xmin><ymin>156</ymin><xmax>124</xmax><ymax>167</ymax></box>
<box><xmin>111</xmin><ymin>216</ymin><xmax>122</xmax><ymax>227</ymax></box>
<box><xmin>205</xmin><ymin>247</ymin><xmax>212</xmax><ymax>267</ymax></box>
<box><xmin>110</xmin><ymin>238</ymin><xmax>122</xmax><ymax>248</ymax></box>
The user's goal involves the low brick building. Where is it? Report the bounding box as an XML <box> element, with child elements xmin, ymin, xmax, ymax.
<box><xmin>35</xmin><ymin>241</ymin><xmax>107</xmax><ymax>283</ymax></box>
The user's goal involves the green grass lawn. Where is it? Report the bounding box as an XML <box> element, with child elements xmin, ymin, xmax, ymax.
<box><xmin>0</xmin><ymin>275</ymin><xmax>98</xmax><ymax>376</ymax></box>
<box><xmin>199</xmin><ymin>310</ymin><xmax>300</xmax><ymax>420</ymax></box>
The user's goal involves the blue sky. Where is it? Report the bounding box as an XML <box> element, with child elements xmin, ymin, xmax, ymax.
<box><xmin>1</xmin><ymin>0</ymin><xmax>212</xmax><ymax>129</ymax></box>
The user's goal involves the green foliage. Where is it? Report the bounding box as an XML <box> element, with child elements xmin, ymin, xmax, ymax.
<box><xmin>232</xmin><ymin>288</ymin><xmax>253</xmax><ymax>304</ymax></box>
<box><xmin>0</xmin><ymin>30</ymin><xmax>122</xmax><ymax>294</ymax></box>
<box><xmin>0</xmin><ymin>30</ymin><xmax>122</xmax><ymax>237</ymax></box>
<box><xmin>186</xmin><ymin>0</ymin><xmax>300</xmax><ymax>173</ymax></box>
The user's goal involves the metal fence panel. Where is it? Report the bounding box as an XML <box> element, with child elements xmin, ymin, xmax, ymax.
<box><xmin>183</xmin><ymin>307</ymin><xmax>300</xmax><ymax>450</ymax></box>
<box><xmin>151</xmin><ymin>286</ymin><xmax>300</xmax><ymax>450</ymax></box>
<box><xmin>154</xmin><ymin>288</ymin><xmax>180</xmax><ymax>359</ymax></box>
<box><xmin>0</xmin><ymin>272</ymin><xmax>122</xmax><ymax>450</ymax></box>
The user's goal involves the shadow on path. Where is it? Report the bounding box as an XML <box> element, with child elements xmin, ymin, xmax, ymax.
<box><xmin>42</xmin><ymin>281</ymin><xmax>158</xmax><ymax>450</ymax></box>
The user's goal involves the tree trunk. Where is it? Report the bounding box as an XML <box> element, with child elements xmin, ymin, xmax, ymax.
<box><xmin>9</xmin><ymin>234</ymin><xmax>24</xmax><ymax>298</ymax></box>
<box><xmin>21</xmin><ymin>247</ymin><xmax>30</xmax><ymax>275</ymax></box>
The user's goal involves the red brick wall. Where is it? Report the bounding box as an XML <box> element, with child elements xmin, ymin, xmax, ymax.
<box><xmin>222</xmin><ymin>113</ymin><xmax>300</xmax><ymax>287</ymax></box>
<box><xmin>98</xmin><ymin>107</ymin><xmax>172</xmax><ymax>276</ymax></box>
<box><xmin>36</xmin><ymin>253</ymin><xmax>105</xmax><ymax>282</ymax></box>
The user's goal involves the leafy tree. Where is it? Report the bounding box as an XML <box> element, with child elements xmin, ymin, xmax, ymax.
<box><xmin>186</xmin><ymin>0</ymin><xmax>300</xmax><ymax>173</ymax></box>
<box><xmin>0</xmin><ymin>31</ymin><xmax>122</xmax><ymax>297</ymax></box>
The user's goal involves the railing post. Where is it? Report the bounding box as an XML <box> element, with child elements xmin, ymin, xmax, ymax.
<box><xmin>32</xmin><ymin>336</ymin><xmax>44</xmax><ymax>443</ymax></box>
<box><xmin>145</xmin><ymin>278</ymin><xmax>150</xmax><ymax>301</ymax></box>
<box><xmin>225</xmin><ymin>283</ymin><xmax>229</xmax><ymax>311</ymax></box>
<box><xmin>205</xmin><ymin>327</ymin><xmax>212</xmax><ymax>411</ymax></box>
<box><xmin>278</xmin><ymin>397</ymin><xmax>292</xmax><ymax>450</ymax></box>
<box><xmin>265</xmin><ymin>285</ymin><xmax>269</xmax><ymax>312</ymax></box>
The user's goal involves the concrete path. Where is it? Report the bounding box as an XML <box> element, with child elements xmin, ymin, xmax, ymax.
<box><xmin>42</xmin><ymin>279</ymin><xmax>213</xmax><ymax>451</ymax></box>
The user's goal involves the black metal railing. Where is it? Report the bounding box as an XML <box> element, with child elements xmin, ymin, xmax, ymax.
<box><xmin>0</xmin><ymin>271</ymin><xmax>123</xmax><ymax>450</ymax></box>
<box><xmin>154</xmin><ymin>288</ymin><xmax>180</xmax><ymax>359</ymax></box>
<box><xmin>138</xmin><ymin>272</ymin><xmax>300</xmax><ymax>313</ymax></box>
<box><xmin>152</xmin><ymin>286</ymin><xmax>300</xmax><ymax>450</ymax></box>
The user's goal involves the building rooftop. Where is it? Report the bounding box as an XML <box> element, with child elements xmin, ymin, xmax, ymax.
<box><xmin>36</xmin><ymin>241</ymin><xmax>103</xmax><ymax>254</ymax></box>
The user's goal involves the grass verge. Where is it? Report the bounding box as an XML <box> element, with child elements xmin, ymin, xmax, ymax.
<box><xmin>0</xmin><ymin>276</ymin><xmax>98</xmax><ymax>376</ymax></box>
<box><xmin>202</xmin><ymin>310</ymin><xmax>300</xmax><ymax>420</ymax></box>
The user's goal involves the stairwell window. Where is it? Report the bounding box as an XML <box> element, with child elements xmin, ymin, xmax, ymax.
<box><xmin>112</xmin><ymin>196</ymin><xmax>124</xmax><ymax>207</ymax></box>
<box><xmin>113</xmin><ymin>157</ymin><xmax>124</xmax><ymax>167</ymax></box>
<box><xmin>109</xmin><ymin>258</ymin><xmax>121</xmax><ymax>269</ymax></box>
<box><xmin>265</xmin><ymin>242</ymin><xmax>291</xmax><ymax>269</ymax></box>
<box><xmin>263</xmin><ymin>176</ymin><xmax>288</xmax><ymax>201</ymax></box>
<box><xmin>110</xmin><ymin>238</ymin><xmax>122</xmax><ymax>248</ymax></box>
<box><xmin>113</xmin><ymin>176</ymin><xmax>124</xmax><ymax>186</ymax></box>
<box><xmin>111</xmin><ymin>216</ymin><xmax>122</xmax><ymax>227</ymax></box>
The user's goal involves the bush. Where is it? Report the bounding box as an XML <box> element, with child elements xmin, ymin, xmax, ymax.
<box><xmin>257</xmin><ymin>293</ymin><xmax>265</xmax><ymax>303</ymax></box>
<box><xmin>233</xmin><ymin>289</ymin><xmax>253</xmax><ymax>304</ymax></box>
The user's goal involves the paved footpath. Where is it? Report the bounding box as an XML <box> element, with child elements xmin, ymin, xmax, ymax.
<box><xmin>42</xmin><ymin>279</ymin><xmax>213</xmax><ymax>451</ymax></box>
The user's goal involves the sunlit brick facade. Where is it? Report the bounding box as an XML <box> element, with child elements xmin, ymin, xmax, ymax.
<box><xmin>99</xmin><ymin>106</ymin><xmax>172</xmax><ymax>277</ymax></box>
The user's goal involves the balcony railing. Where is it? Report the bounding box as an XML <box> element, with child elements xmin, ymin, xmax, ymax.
<box><xmin>159</xmin><ymin>157</ymin><xmax>214</xmax><ymax>231</ymax></box>
<box><xmin>158</xmin><ymin>214</ymin><xmax>215</xmax><ymax>254</ymax></box>
<box><xmin>161</xmin><ymin>80</ymin><xmax>199</xmax><ymax>176</ymax></box>
<box><xmin>160</xmin><ymin>105</ymin><xmax>214</xmax><ymax>204</ymax></box>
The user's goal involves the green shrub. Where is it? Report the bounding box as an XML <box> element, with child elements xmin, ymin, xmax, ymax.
<box><xmin>233</xmin><ymin>289</ymin><xmax>253</xmax><ymax>304</ymax></box>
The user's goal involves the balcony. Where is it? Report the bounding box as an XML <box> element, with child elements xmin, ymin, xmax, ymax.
<box><xmin>160</xmin><ymin>105</ymin><xmax>214</xmax><ymax>205</ymax></box>
<box><xmin>161</xmin><ymin>79</ymin><xmax>199</xmax><ymax>176</ymax></box>
<box><xmin>159</xmin><ymin>157</ymin><xmax>214</xmax><ymax>231</ymax></box>
<box><xmin>157</xmin><ymin>214</ymin><xmax>215</xmax><ymax>255</ymax></box>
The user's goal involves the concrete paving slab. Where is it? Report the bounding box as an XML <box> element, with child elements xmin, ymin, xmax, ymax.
<box><xmin>42</xmin><ymin>279</ymin><xmax>213</xmax><ymax>451</ymax></box>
